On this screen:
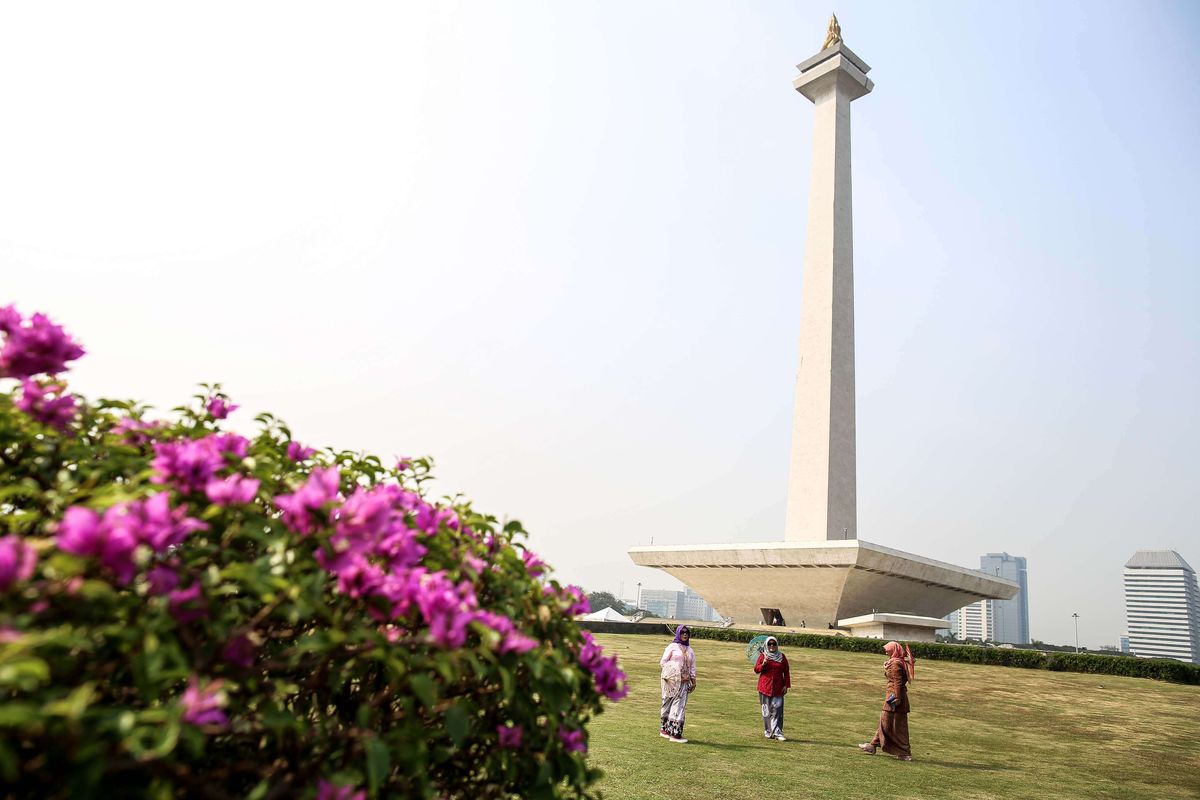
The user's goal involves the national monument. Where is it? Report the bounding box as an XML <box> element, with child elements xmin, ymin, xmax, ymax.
<box><xmin>628</xmin><ymin>16</ymin><xmax>1018</xmax><ymax>641</ymax></box>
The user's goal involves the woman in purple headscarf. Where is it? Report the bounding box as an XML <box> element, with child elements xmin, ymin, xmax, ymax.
<box><xmin>659</xmin><ymin>625</ymin><xmax>697</xmax><ymax>743</ymax></box>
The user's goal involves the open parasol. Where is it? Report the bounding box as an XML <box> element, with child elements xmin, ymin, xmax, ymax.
<box><xmin>744</xmin><ymin>635</ymin><xmax>772</xmax><ymax>664</ymax></box>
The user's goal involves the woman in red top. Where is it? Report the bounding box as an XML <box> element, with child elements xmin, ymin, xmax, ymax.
<box><xmin>753</xmin><ymin>636</ymin><xmax>791</xmax><ymax>741</ymax></box>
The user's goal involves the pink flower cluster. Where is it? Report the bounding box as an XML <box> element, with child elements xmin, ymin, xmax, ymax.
<box><xmin>578</xmin><ymin>630</ymin><xmax>629</xmax><ymax>701</ymax></box>
<box><xmin>205</xmin><ymin>395</ymin><xmax>238</xmax><ymax>420</ymax></box>
<box><xmin>152</xmin><ymin>433</ymin><xmax>251</xmax><ymax>494</ymax></box>
<box><xmin>521</xmin><ymin>549</ymin><xmax>547</xmax><ymax>577</ymax></box>
<box><xmin>277</xmin><ymin>472</ymin><xmax>538</xmax><ymax>653</ymax></box>
<box><xmin>57</xmin><ymin>493</ymin><xmax>207</xmax><ymax>584</ymax></box>
<box><xmin>16</xmin><ymin>378</ymin><xmax>77</xmax><ymax>430</ymax></box>
<box><xmin>0</xmin><ymin>535</ymin><xmax>37</xmax><ymax>591</ymax></box>
<box><xmin>548</xmin><ymin>584</ymin><xmax>589</xmax><ymax>616</ymax></box>
<box><xmin>0</xmin><ymin>305</ymin><xmax>85</xmax><ymax>379</ymax></box>
<box><xmin>205</xmin><ymin>474</ymin><xmax>260</xmax><ymax>506</ymax></box>
<box><xmin>179</xmin><ymin>676</ymin><xmax>227</xmax><ymax>728</ymax></box>
<box><xmin>275</xmin><ymin>467</ymin><xmax>341</xmax><ymax>535</ymax></box>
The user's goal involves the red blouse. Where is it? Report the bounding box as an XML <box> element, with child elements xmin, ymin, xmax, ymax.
<box><xmin>753</xmin><ymin>653</ymin><xmax>791</xmax><ymax>697</ymax></box>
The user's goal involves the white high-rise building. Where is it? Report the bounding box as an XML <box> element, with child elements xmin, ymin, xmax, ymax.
<box><xmin>1123</xmin><ymin>550</ymin><xmax>1200</xmax><ymax>664</ymax></box>
<box><xmin>946</xmin><ymin>599</ymin><xmax>994</xmax><ymax>642</ymax></box>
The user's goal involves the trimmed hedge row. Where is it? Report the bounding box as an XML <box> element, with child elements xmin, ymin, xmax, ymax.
<box><xmin>685</xmin><ymin>625</ymin><xmax>1200</xmax><ymax>685</ymax></box>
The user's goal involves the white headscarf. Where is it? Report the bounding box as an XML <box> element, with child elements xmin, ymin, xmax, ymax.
<box><xmin>763</xmin><ymin>636</ymin><xmax>783</xmax><ymax>663</ymax></box>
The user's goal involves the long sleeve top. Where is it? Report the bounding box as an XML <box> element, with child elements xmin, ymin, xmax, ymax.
<box><xmin>881</xmin><ymin>659</ymin><xmax>910</xmax><ymax>713</ymax></box>
<box><xmin>753</xmin><ymin>654</ymin><xmax>791</xmax><ymax>697</ymax></box>
<box><xmin>660</xmin><ymin>643</ymin><xmax>696</xmax><ymax>681</ymax></box>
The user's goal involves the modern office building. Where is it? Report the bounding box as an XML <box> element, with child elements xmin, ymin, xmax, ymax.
<box><xmin>639</xmin><ymin>587</ymin><xmax>720</xmax><ymax>622</ymax></box>
<box><xmin>945</xmin><ymin>553</ymin><xmax>1030</xmax><ymax>644</ymax></box>
<box><xmin>1123</xmin><ymin>550</ymin><xmax>1200</xmax><ymax>664</ymax></box>
<box><xmin>980</xmin><ymin>553</ymin><xmax>1030</xmax><ymax>645</ymax></box>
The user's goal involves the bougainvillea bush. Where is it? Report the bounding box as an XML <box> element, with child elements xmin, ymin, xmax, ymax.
<box><xmin>0</xmin><ymin>305</ymin><xmax>625</xmax><ymax>799</ymax></box>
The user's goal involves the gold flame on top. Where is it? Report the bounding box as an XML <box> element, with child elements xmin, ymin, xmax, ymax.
<box><xmin>822</xmin><ymin>13</ymin><xmax>842</xmax><ymax>50</ymax></box>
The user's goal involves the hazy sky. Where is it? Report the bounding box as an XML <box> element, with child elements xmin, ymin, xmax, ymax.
<box><xmin>2</xmin><ymin>2</ymin><xmax>1197</xmax><ymax>648</ymax></box>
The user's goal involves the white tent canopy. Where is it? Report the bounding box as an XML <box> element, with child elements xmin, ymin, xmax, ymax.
<box><xmin>579</xmin><ymin>606</ymin><xmax>631</xmax><ymax>622</ymax></box>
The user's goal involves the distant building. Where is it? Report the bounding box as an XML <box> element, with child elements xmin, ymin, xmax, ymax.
<box><xmin>948</xmin><ymin>597</ymin><xmax>994</xmax><ymax>641</ymax></box>
<box><xmin>1123</xmin><ymin>550</ymin><xmax>1200</xmax><ymax>664</ymax></box>
<box><xmin>1119</xmin><ymin>635</ymin><xmax>1131</xmax><ymax>654</ymax></box>
<box><xmin>981</xmin><ymin>553</ymin><xmax>1030</xmax><ymax>645</ymax></box>
<box><xmin>640</xmin><ymin>587</ymin><xmax>720</xmax><ymax>622</ymax></box>
<box><xmin>946</xmin><ymin>553</ymin><xmax>1030</xmax><ymax>644</ymax></box>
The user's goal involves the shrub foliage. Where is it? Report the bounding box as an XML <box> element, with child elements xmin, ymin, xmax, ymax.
<box><xmin>0</xmin><ymin>305</ymin><xmax>625</xmax><ymax>799</ymax></box>
<box><xmin>685</xmin><ymin>626</ymin><xmax>1200</xmax><ymax>685</ymax></box>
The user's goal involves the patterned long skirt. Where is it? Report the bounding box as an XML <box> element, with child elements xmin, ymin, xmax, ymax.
<box><xmin>660</xmin><ymin>687</ymin><xmax>689</xmax><ymax>738</ymax></box>
<box><xmin>759</xmin><ymin>693</ymin><xmax>785</xmax><ymax>738</ymax></box>
<box><xmin>871</xmin><ymin>710</ymin><xmax>911</xmax><ymax>757</ymax></box>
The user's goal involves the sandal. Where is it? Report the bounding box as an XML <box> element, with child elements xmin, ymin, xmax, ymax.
<box><xmin>857</xmin><ymin>743</ymin><xmax>876</xmax><ymax>754</ymax></box>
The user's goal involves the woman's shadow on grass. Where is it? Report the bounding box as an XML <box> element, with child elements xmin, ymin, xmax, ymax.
<box><xmin>692</xmin><ymin>738</ymin><xmax>1018</xmax><ymax>773</ymax></box>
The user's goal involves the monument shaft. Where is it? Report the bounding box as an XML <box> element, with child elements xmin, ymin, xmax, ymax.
<box><xmin>785</xmin><ymin>43</ymin><xmax>873</xmax><ymax>542</ymax></box>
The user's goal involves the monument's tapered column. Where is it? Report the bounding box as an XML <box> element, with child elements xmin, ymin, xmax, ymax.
<box><xmin>784</xmin><ymin>33</ymin><xmax>873</xmax><ymax>542</ymax></box>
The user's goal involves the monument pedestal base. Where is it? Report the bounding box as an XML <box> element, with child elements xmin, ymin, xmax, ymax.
<box><xmin>836</xmin><ymin>612</ymin><xmax>949</xmax><ymax>643</ymax></box>
<box><xmin>628</xmin><ymin>539</ymin><xmax>1018</xmax><ymax>629</ymax></box>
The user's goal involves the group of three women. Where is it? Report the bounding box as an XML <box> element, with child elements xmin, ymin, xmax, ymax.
<box><xmin>658</xmin><ymin>625</ymin><xmax>916</xmax><ymax>761</ymax></box>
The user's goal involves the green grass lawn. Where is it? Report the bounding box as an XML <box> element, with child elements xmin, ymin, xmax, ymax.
<box><xmin>586</xmin><ymin>634</ymin><xmax>1200</xmax><ymax>800</ymax></box>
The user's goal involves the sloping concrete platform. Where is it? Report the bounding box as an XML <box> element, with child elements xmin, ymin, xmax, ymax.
<box><xmin>628</xmin><ymin>539</ymin><xmax>1019</xmax><ymax>629</ymax></box>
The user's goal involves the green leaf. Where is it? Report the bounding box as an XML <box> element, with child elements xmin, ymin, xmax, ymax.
<box><xmin>0</xmin><ymin>657</ymin><xmax>50</xmax><ymax>690</ymax></box>
<box><xmin>365</xmin><ymin>736</ymin><xmax>390</xmax><ymax>796</ymax></box>
<box><xmin>44</xmin><ymin>682</ymin><xmax>96</xmax><ymax>720</ymax></box>
<box><xmin>0</xmin><ymin>703</ymin><xmax>37</xmax><ymax>727</ymax></box>
<box><xmin>444</xmin><ymin>705</ymin><xmax>470</xmax><ymax>747</ymax></box>
<box><xmin>409</xmin><ymin>673</ymin><xmax>437</xmax><ymax>708</ymax></box>
<box><xmin>0</xmin><ymin>740</ymin><xmax>17</xmax><ymax>782</ymax></box>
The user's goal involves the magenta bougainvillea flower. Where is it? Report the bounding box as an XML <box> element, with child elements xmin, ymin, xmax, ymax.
<box><xmin>275</xmin><ymin>467</ymin><xmax>341</xmax><ymax>535</ymax></box>
<box><xmin>168</xmin><ymin>583</ymin><xmax>208</xmax><ymax>624</ymax></box>
<box><xmin>221</xmin><ymin>634</ymin><xmax>257</xmax><ymax>668</ymax></box>
<box><xmin>179</xmin><ymin>676</ymin><xmax>228</xmax><ymax>728</ymax></box>
<box><xmin>315</xmin><ymin>780</ymin><xmax>366</xmax><ymax>800</ymax></box>
<box><xmin>0</xmin><ymin>305</ymin><xmax>20</xmax><ymax>333</ymax></box>
<box><xmin>152</xmin><ymin>434</ymin><xmax>250</xmax><ymax>494</ymax></box>
<box><xmin>145</xmin><ymin>565</ymin><xmax>180</xmax><ymax>596</ymax></box>
<box><xmin>521</xmin><ymin>549</ymin><xmax>547</xmax><ymax>577</ymax></box>
<box><xmin>286</xmin><ymin>441</ymin><xmax>316</xmax><ymax>462</ymax></box>
<box><xmin>0</xmin><ymin>535</ymin><xmax>37</xmax><ymax>591</ymax></box>
<box><xmin>56</xmin><ymin>506</ymin><xmax>139</xmax><ymax>585</ymax></box>
<box><xmin>558</xmin><ymin>728</ymin><xmax>586</xmax><ymax>754</ymax></box>
<box><xmin>577</xmin><ymin>630</ymin><xmax>629</xmax><ymax>701</ymax></box>
<box><xmin>559</xmin><ymin>584</ymin><xmax>590</xmax><ymax>617</ymax></box>
<box><xmin>57</xmin><ymin>495</ymin><xmax>206</xmax><ymax>585</ymax></box>
<box><xmin>0</xmin><ymin>306</ymin><xmax>85</xmax><ymax>379</ymax></box>
<box><xmin>15</xmin><ymin>378</ymin><xmax>77</xmax><ymax>430</ymax></box>
<box><xmin>205</xmin><ymin>474</ymin><xmax>260</xmax><ymax>506</ymax></box>
<box><xmin>205</xmin><ymin>395</ymin><xmax>239</xmax><ymax>420</ymax></box>
<box><xmin>496</xmin><ymin>724</ymin><xmax>523</xmax><ymax>749</ymax></box>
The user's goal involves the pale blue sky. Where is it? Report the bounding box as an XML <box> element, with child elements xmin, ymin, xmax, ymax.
<box><xmin>1</xmin><ymin>2</ymin><xmax>1197</xmax><ymax>648</ymax></box>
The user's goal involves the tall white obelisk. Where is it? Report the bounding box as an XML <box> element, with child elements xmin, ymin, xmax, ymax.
<box><xmin>784</xmin><ymin>16</ymin><xmax>874</xmax><ymax>542</ymax></box>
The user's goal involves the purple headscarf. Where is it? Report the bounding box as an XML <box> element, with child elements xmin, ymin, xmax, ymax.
<box><xmin>672</xmin><ymin>625</ymin><xmax>690</xmax><ymax>647</ymax></box>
